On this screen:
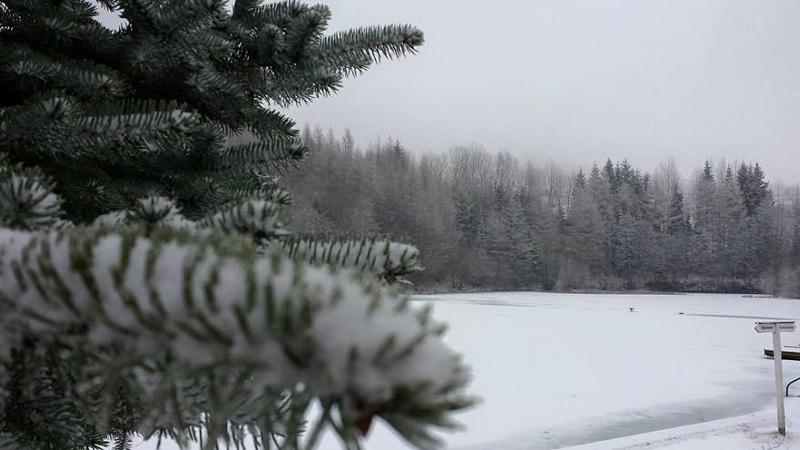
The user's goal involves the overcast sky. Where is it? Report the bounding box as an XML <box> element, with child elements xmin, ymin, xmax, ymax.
<box><xmin>285</xmin><ymin>0</ymin><xmax>800</xmax><ymax>183</ymax></box>
<box><xmin>97</xmin><ymin>1</ymin><xmax>800</xmax><ymax>183</ymax></box>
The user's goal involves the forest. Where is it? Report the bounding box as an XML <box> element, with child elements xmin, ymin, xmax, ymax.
<box><xmin>283</xmin><ymin>127</ymin><xmax>800</xmax><ymax>297</ymax></box>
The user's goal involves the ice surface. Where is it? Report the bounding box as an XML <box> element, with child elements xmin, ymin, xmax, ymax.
<box><xmin>343</xmin><ymin>292</ymin><xmax>800</xmax><ymax>450</ymax></box>
<box><xmin>134</xmin><ymin>292</ymin><xmax>800</xmax><ymax>450</ymax></box>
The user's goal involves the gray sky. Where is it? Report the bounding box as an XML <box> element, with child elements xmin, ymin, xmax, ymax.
<box><xmin>97</xmin><ymin>1</ymin><xmax>800</xmax><ymax>182</ymax></box>
<box><xmin>287</xmin><ymin>0</ymin><xmax>800</xmax><ymax>183</ymax></box>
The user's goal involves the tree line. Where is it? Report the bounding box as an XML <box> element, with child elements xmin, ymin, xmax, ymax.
<box><xmin>284</xmin><ymin>127</ymin><xmax>800</xmax><ymax>296</ymax></box>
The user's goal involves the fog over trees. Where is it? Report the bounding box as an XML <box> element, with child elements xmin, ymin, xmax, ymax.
<box><xmin>285</xmin><ymin>127</ymin><xmax>800</xmax><ymax>297</ymax></box>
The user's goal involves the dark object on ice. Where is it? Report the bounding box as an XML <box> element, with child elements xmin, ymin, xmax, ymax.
<box><xmin>787</xmin><ymin>375</ymin><xmax>800</xmax><ymax>396</ymax></box>
<box><xmin>629</xmin><ymin>307</ymin><xmax>635</xmax><ymax>312</ymax></box>
<box><xmin>764</xmin><ymin>348</ymin><xmax>800</xmax><ymax>361</ymax></box>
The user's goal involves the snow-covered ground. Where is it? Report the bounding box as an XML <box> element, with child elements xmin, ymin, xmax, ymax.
<box><xmin>559</xmin><ymin>401</ymin><xmax>800</xmax><ymax>450</ymax></box>
<box><xmin>322</xmin><ymin>292</ymin><xmax>800</xmax><ymax>450</ymax></box>
<box><xmin>136</xmin><ymin>292</ymin><xmax>800</xmax><ymax>450</ymax></box>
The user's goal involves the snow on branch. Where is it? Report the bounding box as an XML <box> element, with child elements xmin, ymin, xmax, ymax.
<box><xmin>202</xmin><ymin>198</ymin><xmax>288</xmax><ymax>242</ymax></box>
<box><xmin>0</xmin><ymin>226</ymin><xmax>472</xmax><ymax>449</ymax></box>
<box><xmin>73</xmin><ymin>106</ymin><xmax>200</xmax><ymax>136</ymax></box>
<box><xmin>284</xmin><ymin>236</ymin><xmax>423</xmax><ymax>282</ymax></box>
<box><xmin>0</xmin><ymin>166</ymin><xmax>63</xmax><ymax>230</ymax></box>
<box><xmin>94</xmin><ymin>196</ymin><xmax>288</xmax><ymax>243</ymax></box>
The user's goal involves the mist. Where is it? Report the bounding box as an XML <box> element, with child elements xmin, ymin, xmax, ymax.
<box><xmin>288</xmin><ymin>0</ymin><xmax>800</xmax><ymax>183</ymax></box>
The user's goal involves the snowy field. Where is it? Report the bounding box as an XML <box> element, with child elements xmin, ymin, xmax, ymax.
<box><xmin>138</xmin><ymin>292</ymin><xmax>800</xmax><ymax>450</ymax></box>
<box><xmin>320</xmin><ymin>292</ymin><xmax>800</xmax><ymax>450</ymax></box>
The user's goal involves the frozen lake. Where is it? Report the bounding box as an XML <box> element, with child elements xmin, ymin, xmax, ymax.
<box><xmin>134</xmin><ymin>292</ymin><xmax>800</xmax><ymax>450</ymax></box>
<box><xmin>322</xmin><ymin>292</ymin><xmax>800</xmax><ymax>450</ymax></box>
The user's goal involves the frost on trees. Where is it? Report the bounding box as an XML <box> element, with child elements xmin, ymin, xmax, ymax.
<box><xmin>0</xmin><ymin>1</ymin><xmax>473</xmax><ymax>450</ymax></box>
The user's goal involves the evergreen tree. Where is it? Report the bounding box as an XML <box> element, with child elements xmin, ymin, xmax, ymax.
<box><xmin>391</xmin><ymin>139</ymin><xmax>409</xmax><ymax>168</ymax></box>
<box><xmin>662</xmin><ymin>187</ymin><xmax>690</xmax><ymax>282</ymax></box>
<box><xmin>562</xmin><ymin>172</ymin><xmax>603</xmax><ymax>287</ymax></box>
<box><xmin>501</xmin><ymin>191</ymin><xmax>539</xmax><ymax>287</ymax></box>
<box><xmin>665</xmin><ymin>188</ymin><xmax>687</xmax><ymax>235</ymax></box>
<box><xmin>603</xmin><ymin>159</ymin><xmax>619</xmax><ymax>194</ymax></box>
<box><xmin>574</xmin><ymin>168</ymin><xmax>587</xmax><ymax>189</ymax></box>
<box><xmin>535</xmin><ymin>203</ymin><xmax>561</xmax><ymax>291</ymax></box>
<box><xmin>714</xmin><ymin>167</ymin><xmax>746</xmax><ymax>279</ymax></box>
<box><xmin>750</xmin><ymin>164</ymin><xmax>770</xmax><ymax>211</ymax></box>
<box><xmin>736</xmin><ymin>163</ymin><xmax>750</xmax><ymax>205</ymax></box>
<box><xmin>634</xmin><ymin>173</ymin><xmax>657</xmax><ymax>224</ymax></box>
<box><xmin>738</xmin><ymin>163</ymin><xmax>771</xmax><ymax>217</ymax></box>
<box><xmin>693</xmin><ymin>160</ymin><xmax>717</xmax><ymax>229</ymax></box>
<box><xmin>688</xmin><ymin>161</ymin><xmax>716</xmax><ymax>279</ymax></box>
<box><xmin>453</xmin><ymin>186</ymin><xmax>487</xmax><ymax>250</ymax></box>
<box><xmin>741</xmin><ymin>190</ymin><xmax>777</xmax><ymax>284</ymax></box>
<box><xmin>0</xmin><ymin>2</ymin><xmax>473</xmax><ymax>450</ymax></box>
<box><xmin>588</xmin><ymin>164</ymin><xmax>614</xmax><ymax>277</ymax></box>
<box><xmin>613</xmin><ymin>213</ymin><xmax>648</xmax><ymax>289</ymax></box>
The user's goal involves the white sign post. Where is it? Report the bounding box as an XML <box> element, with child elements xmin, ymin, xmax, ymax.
<box><xmin>756</xmin><ymin>321</ymin><xmax>796</xmax><ymax>436</ymax></box>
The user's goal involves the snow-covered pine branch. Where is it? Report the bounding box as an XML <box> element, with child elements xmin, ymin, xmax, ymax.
<box><xmin>95</xmin><ymin>196</ymin><xmax>288</xmax><ymax>244</ymax></box>
<box><xmin>0</xmin><ymin>166</ymin><xmax>63</xmax><ymax>230</ymax></box>
<box><xmin>284</xmin><ymin>236</ymin><xmax>423</xmax><ymax>282</ymax></box>
<box><xmin>202</xmin><ymin>198</ymin><xmax>288</xmax><ymax>241</ymax></box>
<box><xmin>0</xmin><ymin>2</ymin><xmax>453</xmax><ymax>449</ymax></box>
<box><xmin>93</xmin><ymin>198</ymin><xmax>420</xmax><ymax>283</ymax></box>
<box><xmin>0</xmin><ymin>226</ymin><xmax>472</xmax><ymax>450</ymax></box>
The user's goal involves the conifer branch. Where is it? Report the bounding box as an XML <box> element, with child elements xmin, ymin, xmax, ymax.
<box><xmin>202</xmin><ymin>199</ymin><xmax>287</xmax><ymax>242</ymax></box>
<box><xmin>216</xmin><ymin>138</ymin><xmax>308</xmax><ymax>171</ymax></box>
<box><xmin>0</xmin><ymin>433</ymin><xmax>26</xmax><ymax>450</ymax></box>
<box><xmin>261</xmin><ymin>67</ymin><xmax>343</xmax><ymax>106</ymax></box>
<box><xmin>0</xmin><ymin>3</ymin><xmax>451</xmax><ymax>449</ymax></box>
<box><xmin>0</xmin><ymin>43</ymin><xmax>127</xmax><ymax>99</ymax></box>
<box><xmin>284</xmin><ymin>236</ymin><xmax>423</xmax><ymax>282</ymax></box>
<box><xmin>0</xmin><ymin>227</ymin><xmax>472</xmax><ymax>450</ymax></box>
<box><xmin>0</xmin><ymin>165</ymin><xmax>63</xmax><ymax>230</ymax></box>
<box><xmin>319</xmin><ymin>25</ymin><xmax>424</xmax><ymax>71</ymax></box>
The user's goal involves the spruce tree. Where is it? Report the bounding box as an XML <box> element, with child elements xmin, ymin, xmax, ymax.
<box><xmin>0</xmin><ymin>2</ymin><xmax>473</xmax><ymax>450</ymax></box>
<box><xmin>613</xmin><ymin>212</ymin><xmax>648</xmax><ymax>289</ymax></box>
<box><xmin>665</xmin><ymin>188</ymin><xmax>687</xmax><ymax>236</ymax></box>
<box><xmin>486</xmin><ymin>187</ymin><xmax>537</xmax><ymax>288</ymax></box>
<box><xmin>588</xmin><ymin>164</ymin><xmax>614</xmax><ymax>277</ymax></box>
<box><xmin>714</xmin><ymin>167</ymin><xmax>746</xmax><ymax>279</ymax></box>
<box><xmin>602</xmin><ymin>159</ymin><xmax>619</xmax><ymax>194</ymax></box>
<box><xmin>535</xmin><ymin>203</ymin><xmax>561</xmax><ymax>291</ymax></box>
<box><xmin>663</xmin><ymin>188</ymin><xmax>690</xmax><ymax>283</ymax></box>
<box><xmin>738</xmin><ymin>163</ymin><xmax>770</xmax><ymax>217</ymax></box>
<box><xmin>562</xmin><ymin>171</ymin><xmax>602</xmax><ymax>286</ymax></box>
<box><xmin>693</xmin><ymin>160</ymin><xmax>716</xmax><ymax>229</ymax></box>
